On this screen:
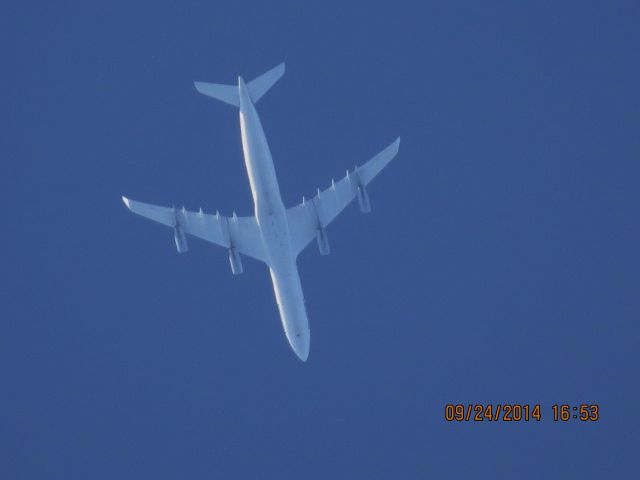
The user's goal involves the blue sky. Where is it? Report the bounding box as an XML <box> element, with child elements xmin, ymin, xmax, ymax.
<box><xmin>1</xmin><ymin>1</ymin><xmax>638</xmax><ymax>478</ymax></box>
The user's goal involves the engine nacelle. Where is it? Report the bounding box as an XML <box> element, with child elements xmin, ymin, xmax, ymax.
<box><xmin>316</xmin><ymin>227</ymin><xmax>330</xmax><ymax>256</ymax></box>
<box><xmin>173</xmin><ymin>225</ymin><xmax>188</xmax><ymax>253</ymax></box>
<box><xmin>228</xmin><ymin>247</ymin><xmax>244</xmax><ymax>275</ymax></box>
<box><xmin>357</xmin><ymin>184</ymin><xmax>371</xmax><ymax>213</ymax></box>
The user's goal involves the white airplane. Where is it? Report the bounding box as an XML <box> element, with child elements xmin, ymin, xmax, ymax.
<box><xmin>122</xmin><ymin>63</ymin><xmax>400</xmax><ymax>361</ymax></box>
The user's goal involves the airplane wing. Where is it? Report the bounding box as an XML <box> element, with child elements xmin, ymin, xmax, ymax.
<box><xmin>286</xmin><ymin>137</ymin><xmax>400</xmax><ymax>257</ymax></box>
<box><xmin>121</xmin><ymin>197</ymin><xmax>268</xmax><ymax>264</ymax></box>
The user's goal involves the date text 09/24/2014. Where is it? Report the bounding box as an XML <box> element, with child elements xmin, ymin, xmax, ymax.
<box><xmin>444</xmin><ymin>404</ymin><xmax>600</xmax><ymax>422</ymax></box>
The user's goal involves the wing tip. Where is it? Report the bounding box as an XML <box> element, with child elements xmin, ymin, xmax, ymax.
<box><xmin>389</xmin><ymin>136</ymin><xmax>401</xmax><ymax>155</ymax></box>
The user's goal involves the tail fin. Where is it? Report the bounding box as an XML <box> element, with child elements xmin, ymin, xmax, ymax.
<box><xmin>194</xmin><ymin>63</ymin><xmax>285</xmax><ymax>107</ymax></box>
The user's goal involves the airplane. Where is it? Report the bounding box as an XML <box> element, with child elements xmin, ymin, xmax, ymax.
<box><xmin>122</xmin><ymin>63</ymin><xmax>400</xmax><ymax>361</ymax></box>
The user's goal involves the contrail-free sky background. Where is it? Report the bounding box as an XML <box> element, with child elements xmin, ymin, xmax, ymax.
<box><xmin>1</xmin><ymin>1</ymin><xmax>638</xmax><ymax>478</ymax></box>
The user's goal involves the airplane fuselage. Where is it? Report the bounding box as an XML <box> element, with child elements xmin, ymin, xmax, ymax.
<box><xmin>237</xmin><ymin>77</ymin><xmax>310</xmax><ymax>361</ymax></box>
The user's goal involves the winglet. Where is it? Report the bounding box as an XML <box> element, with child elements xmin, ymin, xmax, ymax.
<box><xmin>392</xmin><ymin>136</ymin><xmax>401</xmax><ymax>152</ymax></box>
<box><xmin>385</xmin><ymin>136</ymin><xmax>402</xmax><ymax>158</ymax></box>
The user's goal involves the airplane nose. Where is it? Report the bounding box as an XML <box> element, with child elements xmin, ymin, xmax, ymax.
<box><xmin>291</xmin><ymin>332</ymin><xmax>310</xmax><ymax>362</ymax></box>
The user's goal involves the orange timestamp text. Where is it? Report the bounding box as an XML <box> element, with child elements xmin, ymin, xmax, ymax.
<box><xmin>444</xmin><ymin>404</ymin><xmax>600</xmax><ymax>422</ymax></box>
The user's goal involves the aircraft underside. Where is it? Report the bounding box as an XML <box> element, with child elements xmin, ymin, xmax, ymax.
<box><xmin>122</xmin><ymin>63</ymin><xmax>400</xmax><ymax>361</ymax></box>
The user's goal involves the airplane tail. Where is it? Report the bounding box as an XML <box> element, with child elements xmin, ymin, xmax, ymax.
<box><xmin>194</xmin><ymin>63</ymin><xmax>285</xmax><ymax>107</ymax></box>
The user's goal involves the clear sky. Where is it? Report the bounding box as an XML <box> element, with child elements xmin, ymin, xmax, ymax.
<box><xmin>1</xmin><ymin>1</ymin><xmax>638</xmax><ymax>478</ymax></box>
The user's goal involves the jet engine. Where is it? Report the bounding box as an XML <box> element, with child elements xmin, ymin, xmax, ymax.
<box><xmin>228</xmin><ymin>247</ymin><xmax>244</xmax><ymax>275</ymax></box>
<box><xmin>173</xmin><ymin>225</ymin><xmax>188</xmax><ymax>253</ymax></box>
<box><xmin>357</xmin><ymin>184</ymin><xmax>371</xmax><ymax>213</ymax></box>
<box><xmin>316</xmin><ymin>227</ymin><xmax>330</xmax><ymax>256</ymax></box>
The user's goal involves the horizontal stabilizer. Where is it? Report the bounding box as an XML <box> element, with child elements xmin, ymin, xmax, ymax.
<box><xmin>193</xmin><ymin>82</ymin><xmax>239</xmax><ymax>107</ymax></box>
<box><xmin>246</xmin><ymin>63</ymin><xmax>285</xmax><ymax>103</ymax></box>
<box><xmin>194</xmin><ymin>62</ymin><xmax>285</xmax><ymax>107</ymax></box>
